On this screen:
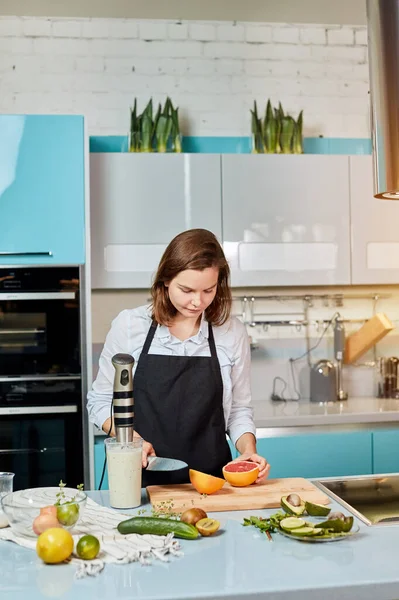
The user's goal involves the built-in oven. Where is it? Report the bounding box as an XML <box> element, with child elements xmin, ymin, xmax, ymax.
<box><xmin>0</xmin><ymin>266</ymin><xmax>86</xmax><ymax>490</ymax></box>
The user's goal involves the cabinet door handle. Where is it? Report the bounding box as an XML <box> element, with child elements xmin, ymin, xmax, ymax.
<box><xmin>0</xmin><ymin>252</ymin><xmax>53</xmax><ymax>257</ymax></box>
<box><xmin>0</xmin><ymin>447</ymin><xmax>64</xmax><ymax>454</ymax></box>
<box><xmin>0</xmin><ymin>448</ymin><xmax>45</xmax><ymax>454</ymax></box>
<box><xmin>0</xmin><ymin>328</ymin><xmax>45</xmax><ymax>335</ymax></box>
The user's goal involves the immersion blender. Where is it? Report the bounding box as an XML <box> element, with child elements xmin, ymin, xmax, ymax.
<box><xmin>334</xmin><ymin>316</ymin><xmax>348</xmax><ymax>401</ymax></box>
<box><xmin>112</xmin><ymin>353</ymin><xmax>135</xmax><ymax>443</ymax></box>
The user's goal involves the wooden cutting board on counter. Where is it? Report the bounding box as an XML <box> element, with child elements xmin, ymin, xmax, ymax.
<box><xmin>146</xmin><ymin>477</ymin><xmax>329</xmax><ymax>513</ymax></box>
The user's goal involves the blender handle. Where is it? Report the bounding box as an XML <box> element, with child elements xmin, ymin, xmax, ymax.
<box><xmin>112</xmin><ymin>353</ymin><xmax>135</xmax><ymax>444</ymax></box>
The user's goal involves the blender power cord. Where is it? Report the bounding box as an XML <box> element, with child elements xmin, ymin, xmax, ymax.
<box><xmin>271</xmin><ymin>312</ymin><xmax>339</xmax><ymax>403</ymax></box>
<box><xmin>98</xmin><ymin>399</ymin><xmax>113</xmax><ymax>491</ymax></box>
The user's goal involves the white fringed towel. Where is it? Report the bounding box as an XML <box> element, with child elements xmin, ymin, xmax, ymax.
<box><xmin>0</xmin><ymin>497</ymin><xmax>182</xmax><ymax>578</ymax></box>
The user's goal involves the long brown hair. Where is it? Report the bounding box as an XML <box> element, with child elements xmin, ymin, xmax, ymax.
<box><xmin>151</xmin><ymin>229</ymin><xmax>232</xmax><ymax>326</ymax></box>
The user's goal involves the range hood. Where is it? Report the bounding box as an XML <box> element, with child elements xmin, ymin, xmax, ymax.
<box><xmin>367</xmin><ymin>0</ymin><xmax>399</xmax><ymax>199</ymax></box>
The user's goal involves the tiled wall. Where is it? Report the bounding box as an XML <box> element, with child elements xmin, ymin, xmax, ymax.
<box><xmin>0</xmin><ymin>16</ymin><xmax>369</xmax><ymax>137</ymax></box>
<box><xmin>92</xmin><ymin>286</ymin><xmax>399</xmax><ymax>401</ymax></box>
<box><xmin>244</xmin><ymin>289</ymin><xmax>399</xmax><ymax>402</ymax></box>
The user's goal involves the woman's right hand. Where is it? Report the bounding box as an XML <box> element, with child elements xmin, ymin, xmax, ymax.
<box><xmin>101</xmin><ymin>418</ymin><xmax>156</xmax><ymax>468</ymax></box>
<box><xmin>101</xmin><ymin>417</ymin><xmax>115</xmax><ymax>437</ymax></box>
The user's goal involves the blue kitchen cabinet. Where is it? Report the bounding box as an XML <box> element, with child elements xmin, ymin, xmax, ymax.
<box><xmin>0</xmin><ymin>115</ymin><xmax>85</xmax><ymax>265</ymax></box>
<box><xmin>372</xmin><ymin>430</ymin><xmax>399</xmax><ymax>474</ymax></box>
<box><xmin>94</xmin><ymin>436</ymin><xmax>108</xmax><ymax>490</ymax></box>
<box><xmin>256</xmin><ymin>431</ymin><xmax>373</xmax><ymax>479</ymax></box>
<box><xmin>228</xmin><ymin>439</ymin><xmax>237</xmax><ymax>459</ymax></box>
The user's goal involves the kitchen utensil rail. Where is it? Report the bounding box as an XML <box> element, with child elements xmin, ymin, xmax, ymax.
<box><xmin>233</xmin><ymin>293</ymin><xmax>391</xmax><ymax>302</ymax></box>
<box><xmin>247</xmin><ymin>318</ymin><xmax>368</xmax><ymax>328</ymax></box>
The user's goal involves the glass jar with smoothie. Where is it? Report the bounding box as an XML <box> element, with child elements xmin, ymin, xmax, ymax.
<box><xmin>105</xmin><ymin>438</ymin><xmax>142</xmax><ymax>509</ymax></box>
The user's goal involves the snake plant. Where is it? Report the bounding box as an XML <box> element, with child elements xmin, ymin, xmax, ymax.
<box><xmin>251</xmin><ymin>101</ymin><xmax>264</xmax><ymax>153</ymax></box>
<box><xmin>250</xmin><ymin>100</ymin><xmax>303</xmax><ymax>154</ymax></box>
<box><xmin>129</xmin><ymin>97</ymin><xmax>182</xmax><ymax>153</ymax></box>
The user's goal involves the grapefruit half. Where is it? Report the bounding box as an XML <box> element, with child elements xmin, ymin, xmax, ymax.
<box><xmin>189</xmin><ymin>469</ymin><xmax>226</xmax><ymax>494</ymax></box>
<box><xmin>222</xmin><ymin>461</ymin><xmax>259</xmax><ymax>487</ymax></box>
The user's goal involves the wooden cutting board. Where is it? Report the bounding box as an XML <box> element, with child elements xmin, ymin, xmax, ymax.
<box><xmin>146</xmin><ymin>477</ymin><xmax>330</xmax><ymax>513</ymax></box>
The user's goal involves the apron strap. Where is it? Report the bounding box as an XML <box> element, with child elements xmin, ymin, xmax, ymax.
<box><xmin>207</xmin><ymin>322</ymin><xmax>218</xmax><ymax>358</ymax></box>
<box><xmin>208</xmin><ymin>323</ymin><xmax>223</xmax><ymax>397</ymax></box>
<box><xmin>142</xmin><ymin>320</ymin><xmax>158</xmax><ymax>355</ymax></box>
<box><xmin>207</xmin><ymin>322</ymin><xmax>223</xmax><ymax>397</ymax></box>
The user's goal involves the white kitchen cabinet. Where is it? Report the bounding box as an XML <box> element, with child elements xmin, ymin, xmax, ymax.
<box><xmin>350</xmin><ymin>155</ymin><xmax>399</xmax><ymax>284</ymax></box>
<box><xmin>221</xmin><ymin>155</ymin><xmax>351</xmax><ymax>287</ymax></box>
<box><xmin>90</xmin><ymin>154</ymin><xmax>222</xmax><ymax>289</ymax></box>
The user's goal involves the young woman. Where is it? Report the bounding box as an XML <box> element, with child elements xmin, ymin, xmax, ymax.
<box><xmin>87</xmin><ymin>229</ymin><xmax>270</xmax><ymax>486</ymax></box>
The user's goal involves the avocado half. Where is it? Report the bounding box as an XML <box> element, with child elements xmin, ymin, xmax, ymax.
<box><xmin>304</xmin><ymin>500</ymin><xmax>331</xmax><ymax>517</ymax></box>
<box><xmin>281</xmin><ymin>493</ymin><xmax>306</xmax><ymax>516</ymax></box>
<box><xmin>318</xmin><ymin>515</ymin><xmax>354</xmax><ymax>533</ymax></box>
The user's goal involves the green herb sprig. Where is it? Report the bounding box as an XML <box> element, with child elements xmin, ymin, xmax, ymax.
<box><xmin>242</xmin><ymin>511</ymin><xmax>286</xmax><ymax>540</ymax></box>
<box><xmin>54</xmin><ymin>480</ymin><xmax>84</xmax><ymax>506</ymax></box>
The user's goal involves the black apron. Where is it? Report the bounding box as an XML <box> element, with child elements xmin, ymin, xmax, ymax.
<box><xmin>134</xmin><ymin>320</ymin><xmax>232</xmax><ymax>486</ymax></box>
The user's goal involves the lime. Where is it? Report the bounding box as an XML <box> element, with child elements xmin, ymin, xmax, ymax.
<box><xmin>36</xmin><ymin>528</ymin><xmax>74</xmax><ymax>564</ymax></box>
<box><xmin>290</xmin><ymin>526</ymin><xmax>323</xmax><ymax>537</ymax></box>
<box><xmin>76</xmin><ymin>535</ymin><xmax>100</xmax><ymax>560</ymax></box>
<box><xmin>56</xmin><ymin>502</ymin><xmax>79</xmax><ymax>527</ymax></box>
<box><xmin>280</xmin><ymin>517</ymin><xmax>306</xmax><ymax>531</ymax></box>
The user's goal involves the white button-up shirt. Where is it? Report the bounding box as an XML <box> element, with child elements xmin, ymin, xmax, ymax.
<box><xmin>87</xmin><ymin>304</ymin><xmax>256</xmax><ymax>447</ymax></box>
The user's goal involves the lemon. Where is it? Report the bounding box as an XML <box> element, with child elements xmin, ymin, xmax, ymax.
<box><xmin>76</xmin><ymin>535</ymin><xmax>100</xmax><ymax>560</ymax></box>
<box><xmin>36</xmin><ymin>528</ymin><xmax>74</xmax><ymax>564</ymax></box>
<box><xmin>56</xmin><ymin>503</ymin><xmax>79</xmax><ymax>527</ymax></box>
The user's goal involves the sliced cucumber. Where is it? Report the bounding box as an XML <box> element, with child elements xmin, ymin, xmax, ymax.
<box><xmin>280</xmin><ymin>517</ymin><xmax>306</xmax><ymax>531</ymax></box>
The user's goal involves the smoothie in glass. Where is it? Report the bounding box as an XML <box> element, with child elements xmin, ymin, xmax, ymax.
<box><xmin>105</xmin><ymin>438</ymin><xmax>142</xmax><ymax>509</ymax></box>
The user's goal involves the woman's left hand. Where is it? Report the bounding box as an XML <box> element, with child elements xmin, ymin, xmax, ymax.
<box><xmin>233</xmin><ymin>452</ymin><xmax>270</xmax><ymax>483</ymax></box>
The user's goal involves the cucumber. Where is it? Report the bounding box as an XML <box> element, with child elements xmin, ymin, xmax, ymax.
<box><xmin>117</xmin><ymin>516</ymin><xmax>199</xmax><ymax>540</ymax></box>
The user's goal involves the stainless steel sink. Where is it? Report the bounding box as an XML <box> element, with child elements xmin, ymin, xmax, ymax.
<box><xmin>315</xmin><ymin>474</ymin><xmax>399</xmax><ymax>526</ymax></box>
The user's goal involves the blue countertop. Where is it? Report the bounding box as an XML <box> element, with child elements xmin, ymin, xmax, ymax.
<box><xmin>2</xmin><ymin>487</ymin><xmax>399</xmax><ymax>600</ymax></box>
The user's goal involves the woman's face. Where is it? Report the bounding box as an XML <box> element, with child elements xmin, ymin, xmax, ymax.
<box><xmin>167</xmin><ymin>267</ymin><xmax>219</xmax><ymax>319</ymax></box>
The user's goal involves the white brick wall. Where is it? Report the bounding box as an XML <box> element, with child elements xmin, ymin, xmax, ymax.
<box><xmin>0</xmin><ymin>16</ymin><xmax>370</xmax><ymax>137</ymax></box>
<box><xmin>326</xmin><ymin>26</ymin><xmax>354</xmax><ymax>46</ymax></box>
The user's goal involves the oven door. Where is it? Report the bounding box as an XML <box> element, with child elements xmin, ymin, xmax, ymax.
<box><xmin>0</xmin><ymin>266</ymin><xmax>80</xmax><ymax>376</ymax></box>
<box><xmin>0</xmin><ymin>407</ymin><xmax>83</xmax><ymax>491</ymax></box>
